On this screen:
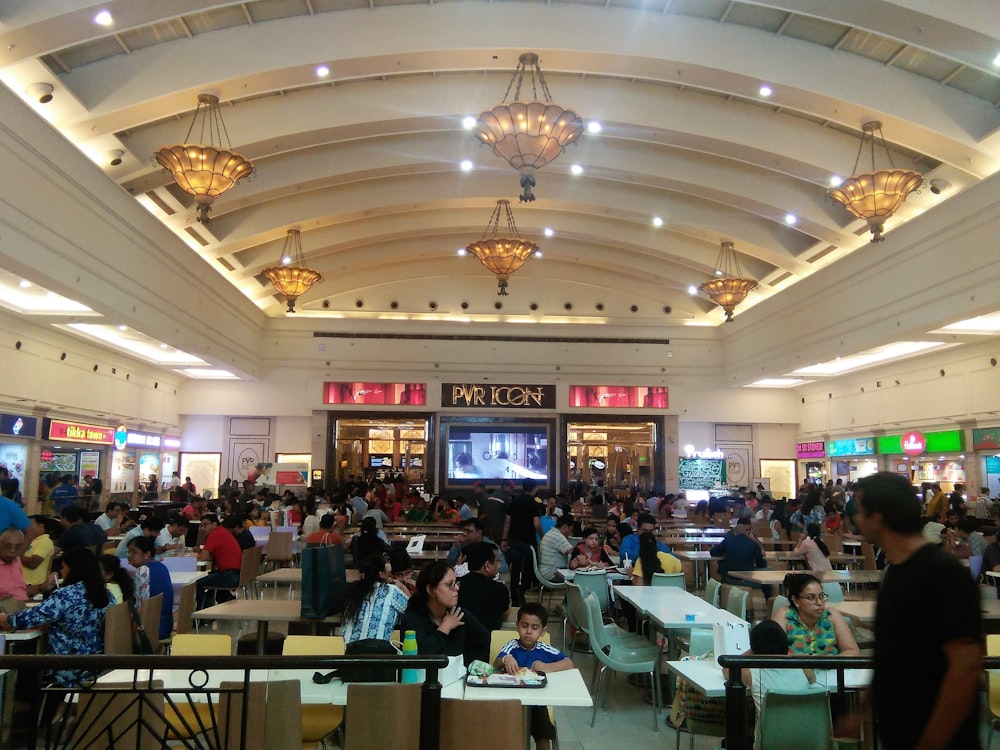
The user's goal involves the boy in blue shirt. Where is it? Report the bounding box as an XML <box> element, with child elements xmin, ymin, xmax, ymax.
<box><xmin>495</xmin><ymin>602</ymin><xmax>573</xmax><ymax>750</ymax></box>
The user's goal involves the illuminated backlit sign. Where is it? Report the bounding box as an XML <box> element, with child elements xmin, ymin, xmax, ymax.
<box><xmin>47</xmin><ymin>419</ymin><xmax>115</xmax><ymax>445</ymax></box>
<box><xmin>443</xmin><ymin>383</ymin><xmax>556</xmax><ymax>409</ymax></box>
<box><xmin>568</xmin><ymin>386</ymin><xmax>669</xmax><ymax>409</ymax></box>
<box><xmin>827</xmin><ymin>438</ymin><xmax>875</xmax><ymax>457</ymax></box>
<box><xmin>126</xmin><ymin>432</ymin><xmax>162</xmax><ymax>448</ymax></box>
<box><xmin>796</xmin><ymin>441</ymin><xmax>826</xmax><ymax>459</ymax></box>
<box><xmin>877</xmin><ymin>430</ymin><xmax>963</xmax><ymax>455</ymax></box>
<box><xmin>323</xmin><ymin>382</ymin><xmax>426</xmax><ymax>405</ymax></box>
<box><xmin>0</xmin><ymin>414</ymin><xmax>37</xmax><ymax>438</ymax></box>
<box><xmin>163</xmin><ymin>437</ymin><xmax>182</xmax><ymax>450</ymax></box>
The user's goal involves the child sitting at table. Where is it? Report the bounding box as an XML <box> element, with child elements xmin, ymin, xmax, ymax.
<box><xmin>495</xmin><ymin>603</ymin><xmax>573</xmax><ymax>750</ymax></box>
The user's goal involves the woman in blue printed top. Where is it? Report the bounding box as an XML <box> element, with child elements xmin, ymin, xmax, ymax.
<box><xmin>495</xmin><ymin>602</ymin><xmax>573</xmax><ymax>750</ymax></box>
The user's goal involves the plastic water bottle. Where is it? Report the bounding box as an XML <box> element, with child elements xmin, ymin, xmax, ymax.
<box><xmin>401</xmin><ymin>630</ymin><xmax>420</xmax><ymax>684</ymax></box>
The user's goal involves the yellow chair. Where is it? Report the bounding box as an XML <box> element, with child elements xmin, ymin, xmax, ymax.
<box><xmin>282</xmin><ymin>635</ymin><xmax>346</xmax><ymax>748</ymax></box>
<box><xmin>165</xmin><ymin>634</ymin><xmax>233</xmax><ymax>740</ymax></box>
<box><xmin>488</xmin><ymin>629</ymin><xmax>557</xmax><ymax>734</ymax></box>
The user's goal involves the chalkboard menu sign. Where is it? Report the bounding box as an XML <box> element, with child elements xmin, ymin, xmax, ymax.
<box><xmin>679</xmin><ymin>458</ymin><xmax>725</xmax><ymax>489</ymax></box>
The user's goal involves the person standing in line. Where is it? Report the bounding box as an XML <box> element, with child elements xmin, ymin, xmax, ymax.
<box><xmin>843</xmin><ymin>472</ymin><xmax>982</xmax><ymax>750</ymax></box>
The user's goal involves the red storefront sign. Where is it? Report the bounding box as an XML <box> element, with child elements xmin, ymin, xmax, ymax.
<box><xmin>902</xmin><ymin>431</ymin><xmax>926</xmax><ymax>456</ymax></box>
<box><xmin>47</xmin><ymin>420</ymin><xmax>115</xmax><ymax>444</ymax></box>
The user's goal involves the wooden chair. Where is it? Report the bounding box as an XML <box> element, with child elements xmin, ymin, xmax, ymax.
<box><xmin>103</xmin><ymin>601</ymin><xmax>134</xmax><ymax>655</ymax></box>
<box><xmin>139</xmin><ymin>593</ymin><xmax>163</xmax><ymax>653</ymax></box>
<box><xmin>169</xmin><ymin>582</ymin><xmax>197</xmax><ymax>643</ymax></box>
<box><xmin>440</xmin><ymin>697</ymin><xmax>524</xmax><ymax>750</ymax></box>
<box><xmin>203</xmin><ymin>546</ymin><xmax>263</xmax><ymax>604</ymax></box>
<box><xmin>263</xmin><ymin>531</ymin><xmax>296</xmax><ymax>572</ymax></box>
<box><xmin>343</xmin><ymin>683</ymin><xmax>421</xmax><ymax>750</ymax></box>
<box><xmin>282</xmin><ymin>636</ymin><xmax>346</xmax><ymax>747</ymax></box>
<box><xmin>166</xmin><ymin>634</ymin><xmax>233</xmax><ymax>740</ymax></box>
<box><xmin>217</xmin><ymin>679</ymin><xmax>301</xmax><ymax>750</ymax></box>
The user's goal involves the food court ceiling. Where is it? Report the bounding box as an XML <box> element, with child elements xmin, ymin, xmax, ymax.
<box><xmin>0</xmin><ymin>0</ymin><xmax>998</xmax><ymax>341</ymax></box>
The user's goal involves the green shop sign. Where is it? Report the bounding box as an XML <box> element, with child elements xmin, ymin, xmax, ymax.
<box><xmin>877</xmin><ymin>430</ymin><xmax>964</xmax><ymax>455</ymax></box>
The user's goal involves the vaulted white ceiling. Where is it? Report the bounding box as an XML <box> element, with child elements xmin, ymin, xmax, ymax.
<box><xmin>0</xmin><ymin>0</ymin><xmax>998</xmax><ymax>347</ymax></box>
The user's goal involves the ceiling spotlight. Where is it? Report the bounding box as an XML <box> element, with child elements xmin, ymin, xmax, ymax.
<box><xmin>587</xmin><ymin>121</ymin><xmax>602</xmax><ymax>134</ymax></box>
<box><xmin>829</xmin><ymin>175</ymin><xmax>843</xmax><ymax>187</ymax></box>
<box><xmin>759</xmin><ymin>85</ymin><xmax>773</xmax><ymax>97</ymax></box>
<box><xmin>570</xmin><ymin>164</ymin><xmax>584</xmax><ymax>175</ymax></box>
<box><xmin>652</xmin><ymin>216</ymin><xmax>664</xmax><ymax>227</ymax></box>
<box><xmin>687</xmin><ymin>285</ymin><xmax>698</xmax><ymax>295</ymax></box>
<box><xmin>462</xmin><ymin>116</ymin><xmax>477</xmax><ymax>130</ymax></box>
<box><xmin>534</xmin><ymin>250</ymin><xmax>543</xmax><ymax>257</ymax></box>
<box><xmin>117</xmin><ymin>325</ymin><xmax>127</xmax><ymax>331</ymax></box>
<box><xmin>159</xmin><ymin>343</ymin><xmax>169</xmax><ymax>349</ymax></box>
<box><xmin>94</xmin><ymin>10</ymin><xmax>113</xmax><ymax>26</ymax></box>
<box><xmin>18</xmin><ymin>280</ymin><xmax>30</xmax><ymax>289</ymax></box>
<box><xmin>543</xmin><ymin>227</ymin><xmax>554</xmax><ymax>237</ymax></box>
<box><xmin>460</xmin><ymin>160</ymin><xmax>474</xmax><ymax>172</ymax></box>
<box><xmin>107</xmin><ymin>149</ymin><xmax>124</xmax><ymax>167</ymax></box>
<box><xmin>929</xmin><ymin>178</ymin><xmax>951</xmax><ymax>195</ymax></box>
<box><xmin>281</xmin><ymin>256</ymin><xmax>292</xmax><ymax>265</ymax></box>
<box><xmin>715</xmin><ymin>269</ymin><xmax>724</xmax><ymax>277</ymax></box>
<box><xmin>315</xmin><ymin>65</ymin><xmax>330</xmax><ymax>78</ymax></box>
<box><xmin>457</xmin><ymin>248</ymin><xmax>467</xmax><ymax>256</ymax></box>
<box><xmin>26</xmin><ymin>82</ymin><xmax>54</xmax><ymax>104</ymax></box>
<box><xmin>784</xmin><ymin>213</ymin><xmax>797</xmax><ymax>225</ymax></box>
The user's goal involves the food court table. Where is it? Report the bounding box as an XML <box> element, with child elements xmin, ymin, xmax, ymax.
<box><xmin>727</xmin><ymin>569</ymin><xmax>882</xmax><ymax>590</ymax></box>
<box><xmin>557</xmin><ymin>568</ymin><xmax>630</xmax><ymax>582</ymax></box>
<box><xmin>831</xmin><ymin>599</ymin><xmax>1000</xmax><ymax>623</ymax></box>
<box><xmin>192</xmin><ymin>600</ymin><xmax>342</xmax><ymax>654</ymax></box>
<box><xmin>666</xmin><ymin>659</ymin><xmax>872</xmax><ymax>698</ymax></box>
<box><xmin>671</xmin><ymin>550</ymin><xmax>712</xmax><ymax>589</ymax></box>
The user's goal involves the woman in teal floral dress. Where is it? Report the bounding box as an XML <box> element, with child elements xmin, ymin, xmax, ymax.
<box><xmin>771</xmin><ymin>573</ymin><xmax>859</xmax><ymax>656</ymax></box>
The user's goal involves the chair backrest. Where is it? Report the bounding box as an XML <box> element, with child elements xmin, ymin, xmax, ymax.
<box><xmin>573</xmin><ymin>569</ymin><xmax>610</xmax><ymax>612</ymax></box>
<box><xmin>104</xmin><ymin>601</ymin><xmax>133</xmax><ymax>655</ymax></box>
<box><xmin>651</xmin><ymin>572</ymin><xmax>686</xmax><ymax>589</ymax></box>
<box><xmin>750</xmin><ymin>520</ymin><xmax>770</xmax><ymax>538</ymax></box>
<box><xmin>265</xmin><ymin>531</ymin><xmax>295</xmax><ymax>562</ymax></box>
<box><xmin>820</xmin><ymin>582</ymin><xmax>845</xmax><ymax>603</ymax></box>
<box><xmin>161</xmin><ymin>556</ymin><xmax>197</xmax><ymax>573</ymax></box>
<box><xmin>173</xmin><ymin>582</ymin><xmax>197</xmax><ymax>636</ymax></box>
<box><xmin>172</xmin><ymin>633</ymin><xmax>233</xmax><ymax>655</ymax></box>
<box><xmin>441</xmin><ymin>697</ymin><xmax>523</xmax><ymax>750</ymax></box>
<box><xmin>861</xmin><ymin>542</ymin><xmax>877</xmax><ymax>571</ymax></box>
<box><xmin>0</xmin><ymin>596</ymin><xmax>24</xmax><ymax>613</ymax></box>
<box><xmin>770</xmin><ymin>595</ymin><xmax>790</xmax><ymax>617</ymax></box>
<box><xmin>824</xmin><ymin>535</ymin><xmax>843</xmax><ymax>554</ymax></box>
<box><xmin>987</xmin><ymin>635</ymin><xmax>1000</xmax><ymax>721</ymax></box>
<box><xmin>725</xmin><ymin>587</ymin><xmax>748</xmax><ymax>621</ymax></box>
<box><xmin>687</xmin><ymin>628</ymin><xmax>714</xmax><ymax>658</ymax></box>
<box><xmin>218</xmin><ymin>680</ymin><xmax>302</xmax><ymax>750</ymax></box>
<box><xmin>581</xmin><ymin>591</ymin><xmax>612</xmax><ymax>653</ymax></box>
<box><xmin>275</xmin><ymin>525</ymin><xmax>298</xmax><ymax>536</ymax></box>
<box><xmin>282</xmin><ymin>635</ymin><xmax>345</xmax><ymax>656</ymax></box>
<box><xmin>969</xmin><ymin>555</ymin><xmax>984</xmax><ymax>580</ymax></box>
<box><xmin>759</xmin><ymin>689</ymin><xmax>832</xmax><ymax>750</ymax></box>
<box><xmin>344</xmin><ymin>684</ymin><xmax>421</xmax><ymax>750</ymax></box>
<box><xmin>489</xmin><ymin>629</ymin><xmax>548</xmax><ymax>664</ymax></box>
<box><xmin>238</xmin><ymin>546</ymin><xmax>263</xmax><ymax>587</ymax></box>
<box><xmin>564</xmin><ymin>584</ymin><xmax>588</xmax><ymax>634</ymax></box>
<box><xmin>248</xmin><ymin>526</ymin><xmax>270</xmax><ymax>542</ymax></box>
<box><xmin>139</xmin><ymin>593</ymin><xmax>164</xmax><ymax>651</ymax></box>
<box><xmin>703</xmin><ymin>578</ymin><xmax>722</xmax><ymax>609</ymax></box>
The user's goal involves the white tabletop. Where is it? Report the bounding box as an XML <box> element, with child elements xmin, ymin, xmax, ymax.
<box><xmin>557</xmin><ymin>568</ymin><xmax>630</xmax><ymax>582</ymax></box>
<box><xmin>612</xmin><ymin>585</ymin><xmax>744</xmax><ymax>628</ymax></box>
<box><xmin>666</xmin><ymin>660</ymin><xmax>872</xmax><ymax>698</ymax></box>
<box><xmin>454</xmin><ymin>669</ymin><xmax>593</xmax><ymax>706</ymax></box>
<box><xmin>193</xmin><ymin>598</ymin><xmax>342</xmax><ymax>624</ymax></box>
<box><xmin>828</xmin><ymin>601</ymin><xmax>875</xmax><ymax>623</ymax></box>
<box><xmin>171</xmin><ymin>571</ymin><xmax>208</xmax><ymax>586</ymax></box>
<box><xmin>728</xmin><ymin>570</ymin><xmax>882</xmax><ymax>586</ymax></box>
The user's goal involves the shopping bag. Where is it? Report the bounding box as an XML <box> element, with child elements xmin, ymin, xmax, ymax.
<box><xmin>300</xmin><ymin>543</ymin><xmax>347</xmax><ymax>619</ymax></box>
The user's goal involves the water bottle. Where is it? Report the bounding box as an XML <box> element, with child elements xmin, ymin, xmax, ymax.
<box><xmin>400</xmin><ymin>630</ymin><xmax>420</xmax><ymax>684</ymax></box>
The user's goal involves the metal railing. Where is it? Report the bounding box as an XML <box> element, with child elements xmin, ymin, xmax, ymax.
<box><xmin>0</xmin><ymin>653</ymin><xmax>448</xmax><ymax>750</ymax></box>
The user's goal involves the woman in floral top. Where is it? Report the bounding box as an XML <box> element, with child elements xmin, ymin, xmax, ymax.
<box><xmin>0</xmin><ymin>547</ymin><xmax>110</xmax><ymax>686</ymax></box>
<box><xmin>771</xmin><ymin>573</ymin><xmax>859</xmax><ymax>656</ymax></box>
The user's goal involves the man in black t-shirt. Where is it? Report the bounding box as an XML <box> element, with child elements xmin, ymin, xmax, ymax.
<box><xmin>457</xmin><ymin>542</ymin><xmax>510</xmax><ymax>631</ymax></box>
<box><xmin>852</xmin><ymin>472</ymin><xmax>982</xmax><ymax>750</ymax></box>
<box><xmin>501</xmin><ymin>479</ymin><xmax>542</xmax><ymax>606</ymax></box>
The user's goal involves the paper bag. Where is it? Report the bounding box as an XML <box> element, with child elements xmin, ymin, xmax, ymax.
<box><xmin>713</xmin><ymin>621</ymin><xmax>750</xmax><ymax>657</ymax></box>
<box><xmin>300</xmin><ymin>543</ymin><xmax>347</xmax><ymax>619</ymax></box>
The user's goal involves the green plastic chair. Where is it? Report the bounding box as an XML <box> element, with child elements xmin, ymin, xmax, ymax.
<box><xmin>565</xmin><ymin>584</ymin><xmax>649</xmax><ymax>674</ymax></box>
<box><xmin>573</xmin><ymin>569</ymin><xmax>611</xmax><ymax>613</ymax></box>
<box><xmin>821</xmin><ymin>582</ymin><xmax>845</xmax><ymax>603</ymax></box>
<box><xmin>529</xmin><ymin>546</ymin><xmax>566</xmax><ymax>610</ymax></box>
<box><xmin>582</xmin><ymin>590</ymin><xmax>662</xmax><ymax>732</ymax></box>
<box><xmin>651</xmin><ymin>572</ymin><xmax>686</xmax><ymax>588</ymax></box>
<box><xmin>770</xmin><ymin>595</ymin><xmax>790</xmax><ymax>617</ymax></box>
<box><xmin>703</xmin><ymin>578</ymin><xmax>722</xmax><ymax>608</ymax></box>
<box><xmin>759</xmin><ymin>688</ymin><xmax>832</xmax><ymax>750</ymax></box>
<box><xmin>726</xmin><ymin>587</ymin><xmax>748</xmax><ymax>621</ymax></box>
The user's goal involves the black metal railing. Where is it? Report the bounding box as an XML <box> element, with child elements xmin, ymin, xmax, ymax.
<box><xmin>0</xmin><ymin>653</ymin><xmax>448</xmax><ymax>750</ymax></box>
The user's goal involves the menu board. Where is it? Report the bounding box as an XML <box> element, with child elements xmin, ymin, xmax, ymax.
<box><xmin>0</xmin><ymin>443</ymin><xmax>27</xmax><ymax>485</ymax></box>
<box><xmin>111</xmin><ymin>449</ymin><xmax>136</xmax><ymax>493</ymax></box>
<box><xmin>679</xmin><ymin>458</ymin><xmax>725</xmax><ymax>489</ymax></box>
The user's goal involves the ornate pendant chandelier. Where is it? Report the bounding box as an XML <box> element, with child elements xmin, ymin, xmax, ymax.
<box><xmin>698</xmin><ymin>241</ymin><xmax>758</xmax><ymax>323</ymax></box>
<box><xmin>826</xmin><ymin>121</ymin><xmax>922</xmax><ymax>243</ymax></box>
<box><xmin>466</xmin><ymin>199</ymin><xmax>538</xmax><ymax>296</ymax></box>
<box><xmin>261</xmin><ymin>229</ymin><xmax>322</xmax><ymax>313</ymax></box>
<box><xmin>474</xmin><ymin>53</ymin><xmax>583</xmax><ymax>203</ymax></box>
<box><xmin>154</xmin><ymin>93</ymin><xmax>254</xmax><ymax>223</ymax></box>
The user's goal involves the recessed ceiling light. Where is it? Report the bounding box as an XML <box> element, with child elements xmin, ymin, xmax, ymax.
<box><xmin>534</xmin><ymin>250</ymin><xmax>543</xmax><ymax>258</ymax></box>
<box><xmin>829</xmin><ymin>175</ymin><xmax>843</xmax><ymax>187</ymax></box>
<box><xmin>570</xmin><ymin>164</ymin><xmax>584</xmax><ymax>176</ymax></box>
<box><xmin>457</xmin><ymin>248</ymin><xmax>467</xmax><ymax>256</ymax></box>
<box><xmin>784</xmin><ymin>213</ymin><xmax>797</xmax><ymax>225</ymax></box>
<box><xmin>759</xmin><ymin>85</ymin><xmax>773</xmax><ymax>97</ymax></box>
<box><xmin>281</xmin><ymin>256</ymin><xmax>291</xmax><ymax>265</ymax></box>
<box><xmin>543</xmin><ymin>227</ymin><xmax>554</xmax><ymax>237</ymax></box>
<box><xmin>790</xmin><ymin>341</ymin><xmax>949</xmax><ymax>376</ymax></box>
<box><xmin>18</xmin><ymin>280</ymin><xmax>30</xmax><ymax>289</ymax></box>
<box><xmin>652</xmin><ymin>216</ymin><xmax>664</xmax><ymax>227</ymax></box>
<box><xmin>117</xmin><ymin>325</ymin><xmax>127</xmax><ymax>331</ymax></box>
<box><xmin>460</xmin><ymin>160</ymin><xmax>474</xmax><ymax>172</ymax></box>
<box><xmin>94</xmin><ymin>10</ymin><xmax>113</xmax><ymax>26</ymax></box>
<box><xmin>462</xmin><ymin>116</ymin><xmax>477</xmax><ymax>130</ymax></box>
<box><xmin>746</xmin><ymin>378</ymin><xmax>810</xmax><ymax>388</ymax></box>
<box><xmin>687</xmin><ymin>285</ymin><xmax>698</xmax><ymax>295</ymax></box>
<box><xmin>315</xmin><ymin>65</ymin><xmax>330</xmax><ymax>78</ymax></box>
<box><xmin>587</xmin><ymin>121</ymin><xmax>602</xmax><ymax>134</ymax></box>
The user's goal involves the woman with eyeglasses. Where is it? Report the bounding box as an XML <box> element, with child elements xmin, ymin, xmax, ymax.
<box><xmin>399</xmin><ymin>561</ymin><xmax>489</xmax><ymax>665</ymax></box>
<box><xmin>772</xmin><ymin>573</ymin><xmax>859</xmax><ymax>656</ymax></box>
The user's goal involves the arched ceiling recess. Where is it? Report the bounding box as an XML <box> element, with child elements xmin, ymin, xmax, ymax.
<box><xmin>0</xmin><ymin>1</ymin><xmax>997</xmax><ymax>332</ymax></box>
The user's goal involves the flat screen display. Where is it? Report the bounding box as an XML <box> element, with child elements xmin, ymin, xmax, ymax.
<box><xmin>445</xmin><ymin>424</ymin><xmax>549</xmax><ymax>485</ymax></box>
<box><xmin>369</xmin><ymin>455</ymin><xmax>394</xmax><ymax>468</ymax></box>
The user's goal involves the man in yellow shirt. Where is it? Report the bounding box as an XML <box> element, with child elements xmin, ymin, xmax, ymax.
<box><xmin>21</xmin><ymin>515</ymin><xmax>54</xmax><ymax>597</ymax></box>
<box><xmin>926</xmin><ymin>484</ymin><xmax>947</xmax><ymax>521</ymax></box>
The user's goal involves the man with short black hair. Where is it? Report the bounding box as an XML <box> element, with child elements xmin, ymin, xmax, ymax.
<box><xmin>49</xmin><ymin>474</ymin><xmax>79</xmax><ymax>514</ymax></box>
<box><xmin>501</xmin><ymin>479</ymin><xmax>543</xmax><ymax>606</ymax></box>
<box><xmin>537</xmin><ymin>514</ymin><xmax>575</xmax><ymax>582</ymax></box>
<box><xmin>197</xmin><ymin>513</ymin><xmax>243</xmax><ymax>607</ymax></box>
<box><xmin>850</xmin><ymin>472</ymin><xmax>982</xmax><ymax>750</ymax></box>
<box><xmin>156</xmin><ymin>515</ymin><xmax>189</xmax><ymax>555</ymax></box>
<box><xmin>709</xmin><ymin>517</ymin><xmax>769</xmax><ymax>595</ymax></box>
<box><xmin>457</xmin><ymin>541</ymin><xmax>509</xmax><ymax>631</ymax></box>
<box><xmin>618</xmin><ymin>512</ymin><xmax>669</xmax><ymax>565</ymax></box>
<box><xmin>55</xmin><ymin>505</ymin><xmax>105</xmax><ymax>552</ymax></box>
<box><xmin>222</xmin><ymin>514</ymin><xmax>255</xmax><ymax>550</ymax></box>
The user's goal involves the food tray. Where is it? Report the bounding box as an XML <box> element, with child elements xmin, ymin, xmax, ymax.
<box><xmin>466</xmin><ymin>671</ymin><xmax>547</xmax><ymax>688</ymax></box>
